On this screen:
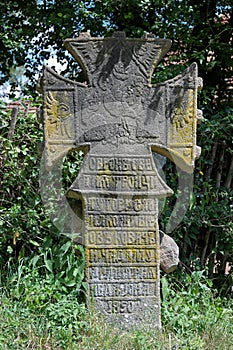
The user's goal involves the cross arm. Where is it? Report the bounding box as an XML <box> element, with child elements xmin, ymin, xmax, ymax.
<box><xmin>40</xmin><ymin>66</ymin><xmax>87</xmax><ymax>168</ymax></box>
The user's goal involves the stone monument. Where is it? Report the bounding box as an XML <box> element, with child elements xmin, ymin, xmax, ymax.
<box><xmin>40</xmin><ymin>31</ymin><xmax>202</xmax><ymax>328</ymax></box>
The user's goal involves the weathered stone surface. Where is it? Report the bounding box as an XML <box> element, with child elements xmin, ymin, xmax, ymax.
<box><xmin>40</xmin><ymin>31</ymin><xmax>201</xmax><ymax>329</ymax></box>
<box><xmin>160</xmin><ymin>231</ymin><xmax>179</xmax><ymax>273</ymax></box>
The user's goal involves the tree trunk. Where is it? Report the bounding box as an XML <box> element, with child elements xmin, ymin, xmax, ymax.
<box><xmin>7</xmin><ymin>107</ymin><xmax>19</xmax><ymax>140</ymax></box>
<box><xmin>205</xmin><ymin>140</ymin><xmax>218</xmax><ymax>180</ymax></box>
<box><xmin>200</xmin><ymin>230</ymin><xmax>210</xmax><ymax>266</ymax></box>
<box><xmin>206</xmin><ymin>229</ymin><xmax>217</xmax><ymax>279</ymax></box>
<box><xmin>216</xmin><ymin>144</ymin><xmax>225</xmax><ymax>188</ymax></box>
<box><xmin>225</xmin><ymin>154</ymin><xmax>233</xmax><ymax>189</ymax></box>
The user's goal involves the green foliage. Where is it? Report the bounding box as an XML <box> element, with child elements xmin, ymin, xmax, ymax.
<box><xmin>0</xmin><ymin>100</ymin><xmax>85</xmax><ymax>300</ymax></box>
<box><xmin>1</xmin><ymin>269</ymin><xmax>233</xmax><ymax>349</ymax></box>
<box><xmin>1</xmin><ymin>1</ymin><xmax>232</xmax><ymax>98</ymax></box>
<box><xmin>5</xmin><ymin>241</ymin><xmax>85</xmax><ymax>301</ymax></box>
<box><xmin>0</xmin><ymin>269</ymin><xmax>87</xmax><ymax>349</ymax></box>
<box><xmin>161</xmin><ymin>271</ymin><xmax>233</xmax><ymax>349</ymax></box>
<box><xmin>0</xmin><ymin>100</ymin><xmax>44</xmax><ymax>264</ymax></box>
<box><xmin>62</xmin><ymin>149</ymin><xmax>84</xmax><ymax>190</ymax></box>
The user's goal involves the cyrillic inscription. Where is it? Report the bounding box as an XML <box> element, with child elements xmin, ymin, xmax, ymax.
<box><xmin>87</xmin><ymin>230</ymin><xmax>156</xmax><ymax>246</ymax></box>
<box><xmin>95</xmin><ymin>174</ymin><xmax>155</xmax><ymax>190</ymax></box>
<box><xmin>83</xmin><ymin>174</ymin><xmax>159</xmax><ymax>191</ymax></box>
<box><xmin>89</xmin><ymin>266</ymin><xmax>157</xmax><ymax>280</ymax></box>
<box><xmin>86</xmin><ymin>197</ymin><xmax>157</xmax><ymax>212</ymax></box>
<box><xmin>88</xmin><ymin>248</ymin><xmax>156</xmax><ymax>264</ymax></box>
<box><xmin>88</xmin><ymin>156</ymin><xmax>153</xmax><ymax>172</ymax></box>
<box><xmin>90</xmin><ymin>282</ymin><xmax>156</xmax><ymax>297</ymax></box>
<box><xmin>87</xmin><ymin>214</ymin><xmax>156</xmax><ymax>228</ymax></box>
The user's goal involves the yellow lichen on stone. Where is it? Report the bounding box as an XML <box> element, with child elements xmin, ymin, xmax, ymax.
<box><xmin>167</xmin><ymin>88</ymin><xmax>197</xmax><ymax>169</ymax></box>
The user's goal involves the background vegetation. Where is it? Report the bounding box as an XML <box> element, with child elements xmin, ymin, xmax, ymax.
<box><xmin>0</xmin><ymin>0</ymin><xmax>232</xmax><ymax>348</ymax></box>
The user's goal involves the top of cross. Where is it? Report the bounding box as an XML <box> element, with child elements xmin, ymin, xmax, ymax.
<box><xmin>64</xmin><ymin>31</ymin><xmax>172</xmax><ymax>89</ymax></box>
<box><xmin>41</xmin><ymin>31</ymin><xmax>202</xmax><ymax>172</ymax></box>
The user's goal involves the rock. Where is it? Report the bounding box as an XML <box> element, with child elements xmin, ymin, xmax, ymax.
<box><xmin>160</xmin><ymin>231</ymin><xmax>179</xmax><ymax>273</ymax></box>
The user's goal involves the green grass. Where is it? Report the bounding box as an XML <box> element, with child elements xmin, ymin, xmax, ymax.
<box><xmin>0</xmin><ymin>292</ymin><xmax>232</xmax><ymax>350</ymax></box>
<box><xmin>0</xmin><ymin>267</ymin><xmax>233</xmax><ymax>350</ymax></box>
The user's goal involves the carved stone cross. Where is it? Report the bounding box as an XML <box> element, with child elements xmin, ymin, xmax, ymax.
<box><xmin>41</xmin><ymin>31</ymin><xmax>201</xmax><ymax>328</ymax></box>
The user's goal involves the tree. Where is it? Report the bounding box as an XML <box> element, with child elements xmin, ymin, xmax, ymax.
<box><xmin>1</xmin><ymin>0</ymin><xmax>232</xmax><ymax>292</ymax></box>
<box><xmin>1</xmin><ymin>0</ymin><xmax>81</xmax><ymax>94</ymax></box>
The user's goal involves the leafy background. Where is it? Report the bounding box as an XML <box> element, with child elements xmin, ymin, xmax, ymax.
<box><xmin>0</xmin><ymin>0</ymin><xmax>232</xmax><ymax>348</ymax></box>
